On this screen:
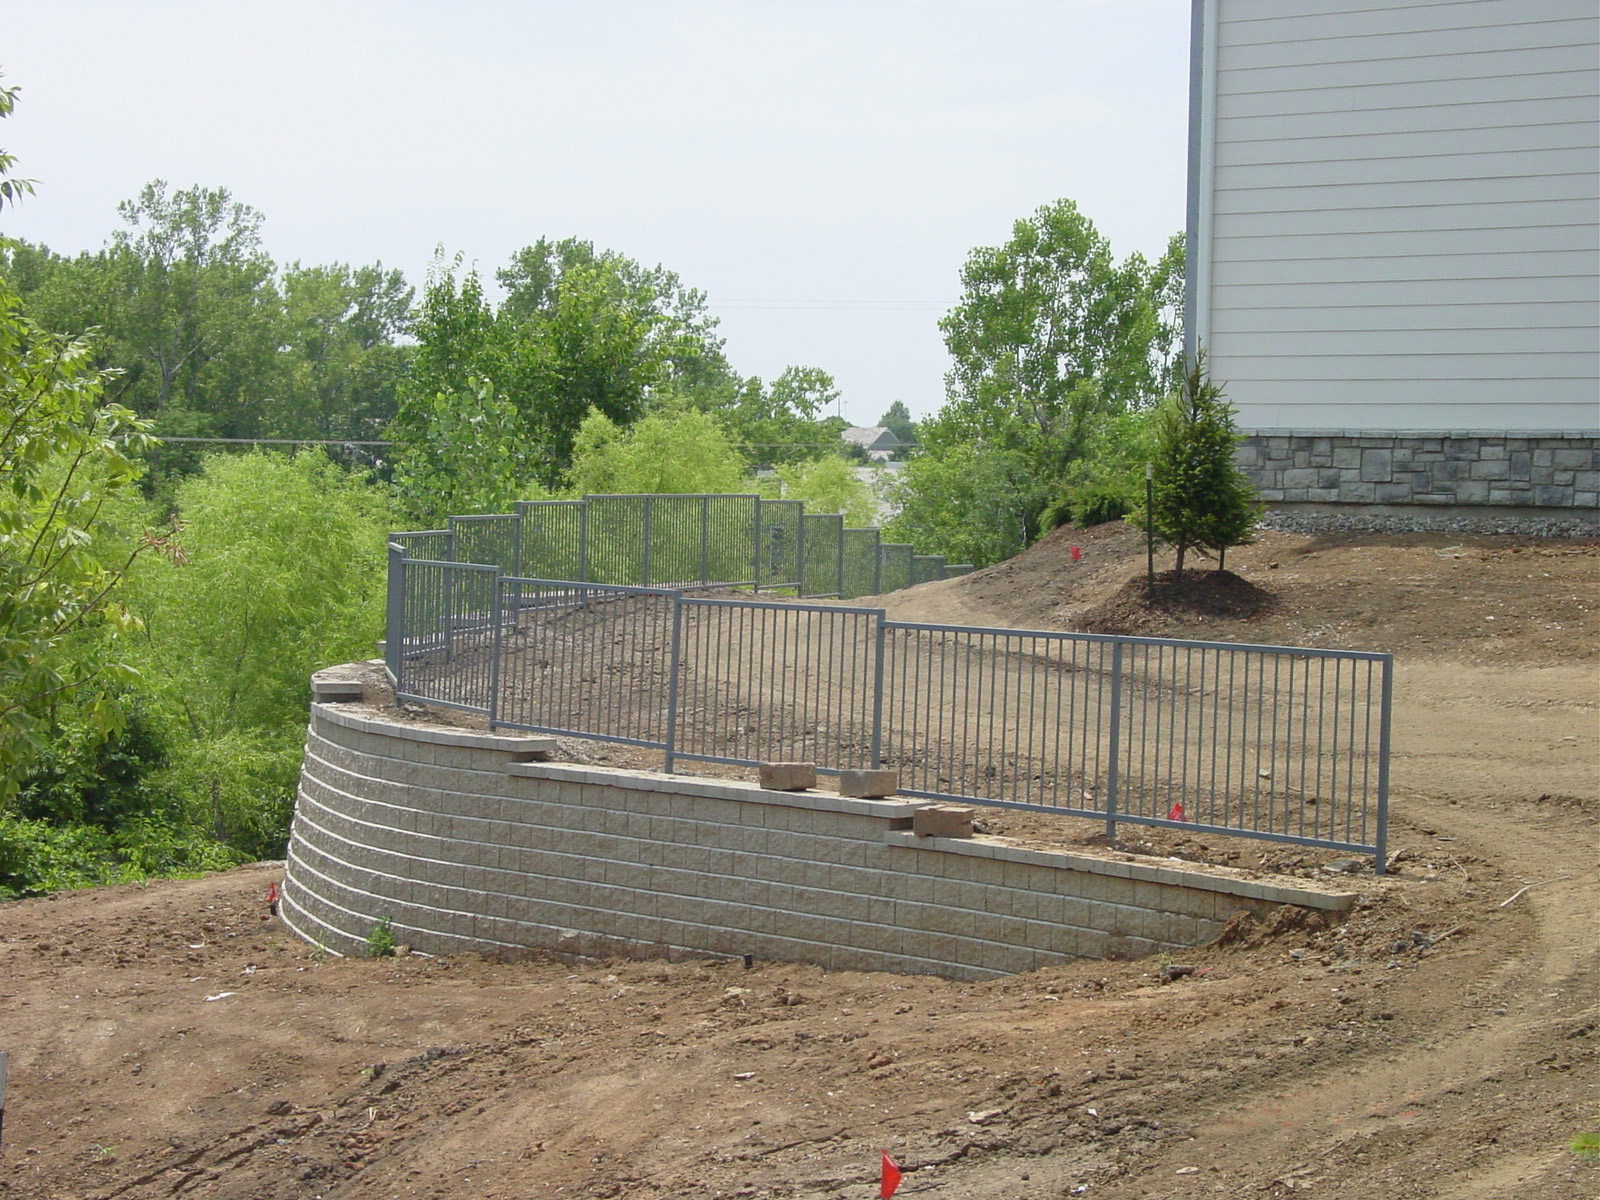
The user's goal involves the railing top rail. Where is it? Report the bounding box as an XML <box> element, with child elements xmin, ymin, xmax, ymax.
<box><xmin>679</xmin><ymin>595</ymin><xmax>889</xmax><ymax>617</ymax></box>
<box><xmin>502</xmin><ymin>576</ymin><xmax>682</xmax><ymax>597</ymax></box>
<box><xmin>450</xmin><ymin>513</ymin><xmax>519</xmax><ymax>523</ymax></box>
<box><xmin>391</xmin><ymin>528</ymin><xmax>450</xmax><ymax>538</ymax></box>
<box><xmin>883</xmin><ymin>617</ymin><xmax>1393</xmax><ymax>661</ymax></box>
<box><xmin>403</xmin><ymin>558</ymin><xmax>502</xmax><ymax>573</ymax></box>
<box><xmin>582</xmin><ymin>492</ymin><xmax>761</xmax><ymax>501</ymax></box>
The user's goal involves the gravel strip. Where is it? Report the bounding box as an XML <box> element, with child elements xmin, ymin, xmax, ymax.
<box><xmin>1259</xmin><ymin>510</ymin><xmax>1598</xmax><ymax>539</ymax></box>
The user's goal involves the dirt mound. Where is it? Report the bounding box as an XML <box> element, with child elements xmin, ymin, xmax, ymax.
<box><xmin>1075</xmin><ymin>568</ymin><xmax>1276</xmax><ymax>636</ymax></box>
<box><xmin>878</xmin><ymin>522</ymin><xmax>1598</xmax><ymax>665</ymax></box>
<box><xmin>2</xmin><ymin>523</ymin><xmax>1598</xmax><ymax>1199</ymax></box>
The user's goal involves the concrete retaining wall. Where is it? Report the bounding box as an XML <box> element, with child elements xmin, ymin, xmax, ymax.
<box><xmin>283</xmin><ymin>698</ymin><xmax>1355</xmax><ymax>980</ymax></box>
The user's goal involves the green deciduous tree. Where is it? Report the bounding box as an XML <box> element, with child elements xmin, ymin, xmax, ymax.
<box><xmin>0</xmin><ymin>283</ymin><xmax>154</xmax><ymax>797</ymax></box>
<box><xmin>1134</xmin><ymin>357</ymin><xmax>1258</xmax><ymax>572</ymax></box>
<box><xmin>0</xmin><ymin>78</ymin><xmax>156</xmax><ymax>797</ymax></box>
<box><xmin>772</xmin><ymin>455</ymin><xmax>876</xmax><ymax>527</ymax></box>
<box><xmin>127</xmin><ymin>452</ymin><xmax>391</xmax><ymax>854</ymax></box>
<box><xmin>566</xmin><ymin>406</ymin><xmax>749</xmax><ymax>496</ymax></box>
<box><xmin>898</xmin><ymin>201</ymin><xmax>1183</xmax><ymax>561</ymax></box>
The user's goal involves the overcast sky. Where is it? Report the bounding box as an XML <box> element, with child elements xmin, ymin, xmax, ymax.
<box><xmin>3</xmin><ymin>0</ymin><xmax>1190</xmax><ymax>426</ymax></box>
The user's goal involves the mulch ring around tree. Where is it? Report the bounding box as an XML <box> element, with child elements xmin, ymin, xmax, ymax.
<box><xmin>1073</xmin><ymin>568</ymin><xmax>1276</xmax><ymax>636</ymax></box>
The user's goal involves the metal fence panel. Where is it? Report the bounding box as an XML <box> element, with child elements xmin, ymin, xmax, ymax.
<box><xmin>492</xmin><ymin>579</ymin><xmax>677</xmax><ymax>747</ymax></box>
<box><xmin>392</xmin><ymin>559</ymin><xmax>501</xmax><ymax>715</ymax></box>
<box><xmin>911</xmin><ymin>554</ymin><xmax>945</xmax><ymax>586</ymax></box>
<box><xmin>1112</xmin><ymin>640</ymin><xmax>1387</xmax><ymax>852</ymax></box>
<box><xmin>757</xmin><ymin>499</ymin><xmax>804</xmax><ymax>590</ymax></box>
<box><xmin>670</xmin><ymin>597</ymin><xmax>881</xmax><ymax>771</ymax></box>
<box><xmin>390</xmin><ymin>529</ymin><xmax>452</xmax><ymax>562</ymax></box>
<box><xmin>705</xmin><ymin>494</ymin><xmax>760</xmax><ymax>587</ymax></box>
<box><xmin>450</xmin><ymin>514</ymin><xmax>521</xmax><ymax>575</ymax></box>
<box><xmin>881</xmin><ymin>625</ymin><xmax>1114</xmax><ymax>815</ymax></box>
<box><xmin>801</xmin><ymin>513</ymin><xmax>845</xmax><ymax>597</ymax></box>
<box><xmin>517</xmin><ymin>500</ymin><xmax>585</xmax><ymax>581</ymax></box>
<box><xmin>878</xmin><ymin>543</ymin><xmax>914</xmax><ymax>594</ymax></box>
<box><xmin>943</xmin><ymin>563</ymin><xmax>974</xmax><ymax>579</ymax></box>
<box><xmin>583</xmin><ymin>495</ymin><xmax>650</xmax><ymax>585</ymax></box>
<box><xmin>841</xmin><ymin>528</ymin><xmax>881</xmax><ymax>598</ymax></box>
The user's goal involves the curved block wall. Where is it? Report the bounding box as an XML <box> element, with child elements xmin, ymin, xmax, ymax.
<box><xmin>284</xmin><ymin>693</ymin><xmax>1354</xmax><ymax>980</ymax></box>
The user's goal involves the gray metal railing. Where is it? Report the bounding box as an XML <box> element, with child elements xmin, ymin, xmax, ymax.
<box><xmin>391</xmin><ymin>493</ymin><xmax>970</xmax><ymax>599</ymax></box>
<box><xmin>384</xmin><ymin>547</ymin><xmax>1393</xmax><ymax>869</ymax></box>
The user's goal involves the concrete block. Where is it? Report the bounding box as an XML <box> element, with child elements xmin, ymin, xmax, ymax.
<box><xmin>1358</xmin><ymin>448</ymin><xmax>1392</xmax><ymax>481</ymax></box>
<box><xmin>758</xmin><ymin>762</ymin><xmax>817</xmax><ymax>791</ymax></box>
<box><xmin>838</xmin><ymin>769</ymin><xmax>898</xmax><ymax>798</ymax></box>
<box><xmin>913</xmin><ymin>804</ymin><xmax>975</xmax><ymax>838</ymax></box>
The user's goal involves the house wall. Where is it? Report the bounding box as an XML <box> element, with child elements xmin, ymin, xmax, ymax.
<box><xmin>282</xmin><ymin>698</ymin><xmax>1354</xmax><ymax>981</ymax></box>
<box><xmin>1190</xmin><ymin>0</ymin><xmax>1599</xmax><ymax>440</ymax></box>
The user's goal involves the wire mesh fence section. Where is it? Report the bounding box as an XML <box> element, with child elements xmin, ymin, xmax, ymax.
<box><xmin>881</xmin><ymin>626</ymin><xmax>1115</xmax><ymax>814</ymax></box>
<box><xmin>517</xmin><ymin>500</ymin><xmax>585</xmax><ymax>581</ymax></box>
<box><xmin>669</xmin><ymin>598</ymin><xmax>881</xmax><ymax>771</ymax></box>
<box><xmin>705</xmin><ymin>494</ymin><xmax>760</xmax><ymax>586</ymax></box>
<box><xmin>391</xmin><ymin>529</ymin><xmax>452</xmax><ymax>561</ymax></box>
<box><xmin>878</xmin><ymin>543</ymin><xmax>914</xmax><ymax>594</ymax></box>
<box><xmin>492</xmin><ymin>580</ymin><xmax>678</xmax><ymax>747</ymax></box>
<box><xmin>391</xmin><ymin>559</ymin><xmax>501</xmax><ymax>715</ymax></box>
<box><xmin>841</xmin><ymin>528</ymin><xmax>882</xmax><ymax>597</ymax></box>
<box><xmin>911</xmin><ymin>554</ymin><xmax>945</xmax><ymax>586</ymax></box>
<box><xmin>1112</xmin><ymin>641</ymin><xmax>1387</xmax><ymax>851</ymax></box>
<box><xmin>582</xmin><ymin>495</ymin><xmax>650</xmax><ymax>585</ymax></box>
<box><xmin>450</xmin><ymin>514</ymin><xmax>522</xmax><ymax>575</ymax></box>
<box><xmin>757</xmin><ymin>499</ymin><xmax>804</xmax><ymax>589</ymax></box>
<box><xmin>942</xmin><ymin>563</ymin><xmax>975</xmax><ymax>579</ymax></box>
<box><xmin>802</xmin><ymin>513</ymin><xmax>845</xmax><ymax>597</ymax></box>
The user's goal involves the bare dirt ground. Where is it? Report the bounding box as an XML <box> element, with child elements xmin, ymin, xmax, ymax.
<box><xmin>2</xmin><ymin>524</ymin><xmax>1597</xmax><ymax>1200</ymax></box>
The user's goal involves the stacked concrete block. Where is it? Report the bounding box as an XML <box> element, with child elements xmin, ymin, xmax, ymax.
<box><xmin>283</xmin><ymin>693</ymin><xmax>1355</xmax><ymax>980</ymax></box>
<box><xmin>1236</xmin><ymin>431</ymin><xmax>1598</xmax><ymax>513</ymax></box>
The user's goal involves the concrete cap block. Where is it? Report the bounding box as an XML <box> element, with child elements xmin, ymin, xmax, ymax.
<box><xmin>758</xmin><ymin>762</ymin><xmax>818</xmax><ymax>792</ymax></box>
<box><xmin>837</xmin><ymin>769</ymin><xmax>899</xmax><ymax>799</ymax></box>
<box><xmin>311</xmin><ymin>678</ymin><xmax>365</xmax><ymax>701</ymax></box>
<box><xmin>913</xmin><ymin>804</ymin><xmax>975</xmax><ymax>839</ymax></box>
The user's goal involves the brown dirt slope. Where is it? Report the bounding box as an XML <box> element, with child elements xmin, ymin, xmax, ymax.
<box><xmin>2</xmin><ymin>526</ymin><xmax>1597</xmax><ymax>1200</ymax></box>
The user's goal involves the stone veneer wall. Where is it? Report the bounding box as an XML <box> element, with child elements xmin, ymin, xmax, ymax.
<box><xmin>1236</xmin><ymin>431</ymin><xmax>1599</xmax><ymax>513</ymax></box>
<box><xmin>283</xmin><ymin>697</ymin><xmax>1354</xmax><ymax>981</ymax></box>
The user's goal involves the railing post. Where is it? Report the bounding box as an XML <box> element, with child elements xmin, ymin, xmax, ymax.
<box><xmin>386</xmin><ymin>542</ymin><xmax>405</xmax><ymax>693</ymax></box>
<box><xmin>752</xmin><ymin>497</ymin><xmax>762</xmax><ymax>593</ymax></box>
<box><xmin>838</xmin><ymin>524</ymin><xmax>851</xmax><ymax>601</ymax></box>
<box><xmin>578</xmin><ymin>500</ymin><xmax>589</xmax><ymax>583</ymax></box>
<box><xmin>1106</xmin><ymin>640</ymin><xmax>1124</xmax><ymax>845</ymax></box>
<box><xmin>664</xmin><ymin>593</ymin><xmax>684</xmax><ymax>774</ymax></box>
<box><xmin>700</xmin><ymin>495</ymin><xmax>710</xmax><ymax>585</ymax></box>
<box><xmin>444</xmin><ymin>564</ymin><xmax>457</xmax><ymax>662</ymax></box>
<box><xmin>1374</xmin><ymin>654</ymin><xmax>1393</xmax><ymax>874</ymax></box>
<box><xmin>488</xmin><ymin>571</ymin><xmax>505</xmax><ymax>730</ymax></box>
<box><xmin>642</xmin><ymin>494</ymin><xmax>653</xmax><ymax>587</ymax></box>
<box><xmin>870</xmin><ymin>614</ymin><xmax>887</xmax><ymax>768</ymax></box>
<box><xmin>795</xmin><ymin>508</ymin><xmax>806</xmax><ymax>596</ymax></box>
<box><xmin>873</xmin><ymin>539</ymin><xmax>883</xmax><ymax>595</ymax></box>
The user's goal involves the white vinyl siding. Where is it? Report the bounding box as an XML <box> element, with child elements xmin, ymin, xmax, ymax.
<box><xmin>1194</xmin><ymin>0</ymin><xmax>1600</xmax><ymax>433</ymax></box>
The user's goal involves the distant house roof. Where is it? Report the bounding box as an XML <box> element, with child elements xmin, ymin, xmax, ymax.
<box><xmin>840</xmin><ymin>426</ymin><xmax>903</xmax><ymax>453</ymax></box>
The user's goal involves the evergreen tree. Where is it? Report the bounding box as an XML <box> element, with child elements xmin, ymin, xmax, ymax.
<box><xmin>1137</xmin><ymin>356</ymin><xmax>1258</xmax><ymax>573</ymax></box>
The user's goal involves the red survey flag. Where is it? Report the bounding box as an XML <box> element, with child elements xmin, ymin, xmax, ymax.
<box><xmin>1168</xmin><ymin>801</ymin><xmax>1186</xmax><ymax>822</ymax></box>
<box><xmin>880</xmin><ymin>1152</ymin><xmax>902</xmax><ymax>1198</ymax></box>
<box><xmin>1070</xmin><ymin>545</ymin><xmax>1082</xmax><ymax>562</ymax></box>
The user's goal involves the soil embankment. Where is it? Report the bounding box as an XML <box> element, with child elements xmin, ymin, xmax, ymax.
<box><xmin>2</xmin><ymin>524</ymin><xmax>1596</xmax><ymax>1199</ymax></box>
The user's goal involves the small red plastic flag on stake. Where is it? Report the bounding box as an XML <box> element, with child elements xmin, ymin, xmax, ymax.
<box><xmin>880</xmin><ymin>1151</ymin><xmax>902</xmax><ymax>1198</ymax></box>
<box><xmin>267</xmin><ymin>881</ymin><xmax>280</xmax><ymax>916</ymax></box>
<box><xmin>1070</xmin><ymin>545</ymin><xmax>1082</xmax><ymax>562</ymax></box>
<box><xmin>1168</xmin><ymin>801</ymin><xmax>1186</xmax><ymax>822</ymax></box>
